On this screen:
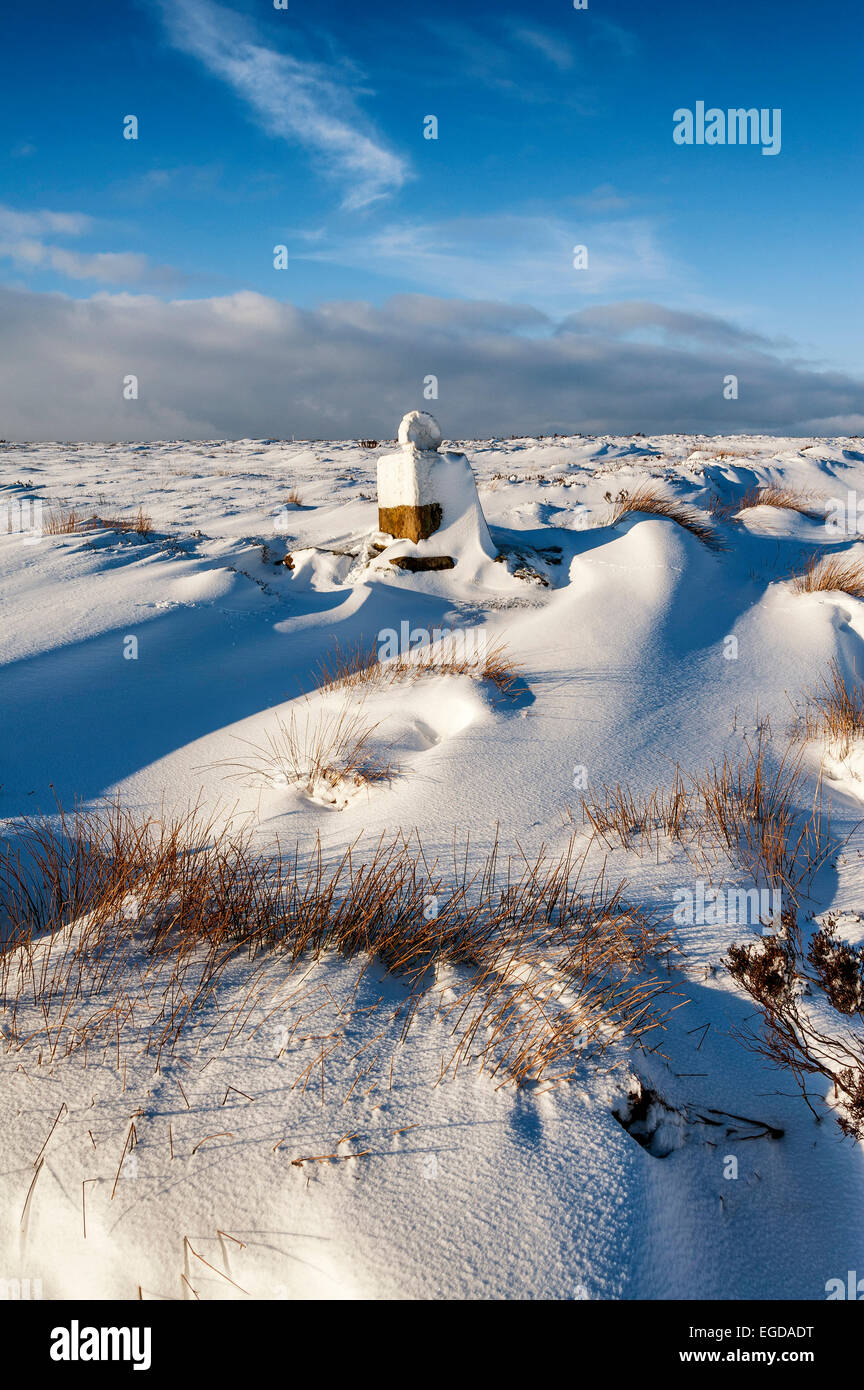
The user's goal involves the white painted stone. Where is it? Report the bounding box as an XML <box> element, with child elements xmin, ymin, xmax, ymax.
<box><xmin>377</xmin><ymin>450</ymin><xmax>438</xmax><ymax>509</ymax></box>
<box><xmin>376</xmin><ymin>409</ymin><xmax>497</xmax><ymax>568</ymax></box>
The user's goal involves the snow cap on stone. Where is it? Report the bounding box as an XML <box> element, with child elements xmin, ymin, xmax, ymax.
<box><xmin>397</xmin><ymin>410</ymin><xmax>442</xmax><ymax>453</ymax></box>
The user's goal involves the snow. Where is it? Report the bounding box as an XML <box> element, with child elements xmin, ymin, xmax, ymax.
<box><xmin>2</xmin><ymin>430</ymin><xmax>864</xmax><ymax>1300</ymax></box>
<box><xmin>395</xmin><ymin>409</ymin><xmax>442</xmax><ymax>453</ymax></box>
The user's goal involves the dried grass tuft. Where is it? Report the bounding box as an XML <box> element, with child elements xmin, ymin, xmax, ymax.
<box><xmin>611</xmin><ymin>486</ymin><xmax>723</xmax><ymax>550</ymax></box>
<box><xmin>735</xmin><ymin>486</ymin><xmax>824</xmax><ymax>520</ymax></box>
<box><xmin>43</xmin><ymin>506</ymin><xmax>81</xmax><ymax>535</ymax></box>
<box><xmin>0</xmin><ymin>806</ymin><xmax>674</xmax><ymax>1088</ymax></box>
<box><xmin>572</xmin><ymin>770</ymin><xmax>690</xmax><ymax>853</ymax></box>
<box><xmin>217</xmin><ymin>699</ymin><xmax>392</xmax><ymax>805</ymax></box>
<box><xmin>791</xmin><ymin>553</ymin><xmax>864</xmax><ymax>599</ymax></box>
<box><xmin>87</xmin><ymin>507</ymin><xmax>153</xmax><ymax>536</ymax></box>
<box><xmin>577</xmin><ymin>734</ymin><xmax>832</xmax><ymax>907</ymax></box>
<box><xmin>798</xmin><ymin>660</ymin><xmax>864</xmax><ymax>758</ymax></box>
<box><xmin>316</xmin><ymin>637</ymin><xmax>522</xmax><ymax>700</ymax></box>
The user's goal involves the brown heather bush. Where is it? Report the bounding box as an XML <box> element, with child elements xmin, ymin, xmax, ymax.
<box><xmin>791</xmin><ymin>553</ymin><xmax>864</xmax><ymax>599</ymax></box>
<box><xmin>727</xmin><ymin>909</ymin><xmax>864</xmax><ymax>1142</ymax></box>
<box><xmin>0</xmin><ymin>805</ymin><xmax>674</xmax><ymax>1088</ymax></box>
<box><xmin>610</xmin><ymin>486</ymin><xmax>723</xmax><ymax>550</ymax></box>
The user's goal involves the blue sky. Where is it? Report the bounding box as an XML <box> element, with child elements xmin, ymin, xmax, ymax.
<box><xmin>1</xmin><ymin>0</ymin><xmax>862</xmax><ymax>438</ymax></box>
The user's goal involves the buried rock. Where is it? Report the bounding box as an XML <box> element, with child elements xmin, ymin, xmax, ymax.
<box><xmin>612</xmin><ymin>1079</ymin><xmax>784</xmax><ymax>1158</ymax></box>
<box><xmin>389</xmin><ymin>555</ymin><xmax>455</xmax><ymax>573</ymax></box>
<box><xmin>612</xmin><ymin>1083</ymin><xmax>687</xmax><ymax>1158</ymax></box>
<box><xmin>494</xmin><ymin>544</ymin><xmax>563</xmax><ymax>587</ymax></box>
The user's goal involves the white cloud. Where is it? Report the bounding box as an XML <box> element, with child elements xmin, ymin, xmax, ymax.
<box><xmin>0</xmin><ymin>203</ymin><xmax>184</xmax><ymax>287</ymax></box>
<box><xmin>0</xmin><ymin>204</ymin><xmax>93</xmax><ymax>238</ymax></box>
<box><xmin>0</xmin><ymin>285</ymin><xmax>861</xmax><ymax>441</ymax></box>
<box><xmin>0</xmin><ymin>240</ymin><xmax>175</xmax><ymax>285</ymax></box>
<box><xmin>159</xmin><ymin>0</ymin><xmax>409</xmax><ymax>210</ymax></box>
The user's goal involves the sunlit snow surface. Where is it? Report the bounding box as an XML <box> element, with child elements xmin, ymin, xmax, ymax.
<box><xmin>2</xmin><ymin>432</ymin><xmax>864</xmax><ymax>1300</ymax></box>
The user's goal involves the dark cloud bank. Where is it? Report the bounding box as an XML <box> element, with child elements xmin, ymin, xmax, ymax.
<box><xmin>1</xmin><ymin>286</ymin><xmax>861</xmax><ymax>441</ymax></box>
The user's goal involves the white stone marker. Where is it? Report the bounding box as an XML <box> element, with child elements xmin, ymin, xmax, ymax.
<box><xmin>377</xmin><ymin>410</ymin><xmax>446</xmax><ymax>542</ymax></box>
<box><xmin>376</xmin><ymin>411</ymin><xmax>497</xmax><ymax>572</ymax></box>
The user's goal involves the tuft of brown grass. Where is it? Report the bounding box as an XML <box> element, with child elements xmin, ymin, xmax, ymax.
<box><xmin>87</xmin><ymin>507</ymin><xmax>153</xmax><ymax>536</ymax></box>
<box><xmin>611</xmin><ymin>486</ymin><xmax>723</xmax><ymax>550</ymax></box>
<box><xmin>791</xmin><ymin>553</ymin><xmax>864</xmax><ymax>599</ymax></box>
<box><xmin>43</xmin><ymin>506</ymin><xmax>80</xmax><ymax>535</ymax></box>
<box><xmin>285</xmin><ymin>490</ymin><xmax>303</xmax><ymax>507</ymax></box>
<box><xmin>798</xmin><ymin>659</ymin><xmax>864</xmax><ymax>757</ymax></box>
<box><xmin>576</xmin><ymin>734</ymin><xmax>833</xmax><ymax>908</ymax></box>
<box><xmin>0</xmin><ymin>805</ymin><xmax>674</xmax><ymax>1088</ymax></box>
<box><xmin>693</xmin><ymin>735</ymin><xmax>832</xmax><ymax>904</ymax></box>
<box><xmin>315</xmin><ymin>636</ymin><xmax>522</xmax><ymax>700</ymax></box>
<box><xmin>735</xmin><ymin>486</ymin><xmax>824</xmax><ymax>520</ymax></box>
<box><xmin>573</xmin><ymin>770</ymin><xmax>690</xmax><ymax>853</ymax></box>
<box><xmin>217</xmin><ymin>699</ymin><xmax>392</xmax><ymax>806</ymax></box>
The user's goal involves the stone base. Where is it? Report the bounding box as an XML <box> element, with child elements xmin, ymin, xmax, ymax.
<box><xmin>390</xmin><ymin>555</ymin><xmax>455</xmax><ymax>573</ymax></box>
<box><xmin>378</xmin><ymin>502</ymin><xmax>442</xmax><ymax>543</ymax></box>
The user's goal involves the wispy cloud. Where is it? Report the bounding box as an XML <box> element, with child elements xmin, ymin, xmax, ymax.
<box><xmin>571</xmin><ymin>183</ymin><xmax>633</xmax><ymax>215</ymax></box>
<box><xmin>425</xmin><ymin>19</ymin><xmax>587</xmax><ymax>105</ymax></box>
<box><xmin>507</xmin><ymin>24</ymin><xmax>575</xmax><ymax>71</ymax></box>
<box><xmin>589</xmin><ymin>16</ymin><xmax>639</xmax><ymax>60</ymax></box>
<box><xmin>288</xmin><ymin>212</ymin><xmax>680</xmax><ymax>308</ymax></box>
<box><xmin>158</xmin><ymin>0</ymin><xmax>409</xmax><ymax>210</ymax></box>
